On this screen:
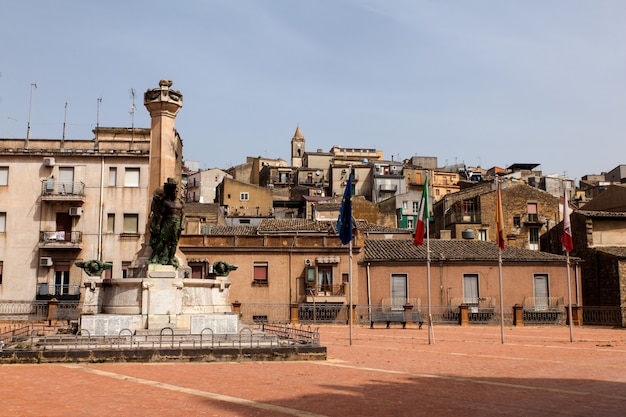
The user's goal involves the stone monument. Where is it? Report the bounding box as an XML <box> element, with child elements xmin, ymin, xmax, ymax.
<box><xmin>81</xmin><ymin>81</ymin><xmax>236</xmax><ymax>336</ymax></box>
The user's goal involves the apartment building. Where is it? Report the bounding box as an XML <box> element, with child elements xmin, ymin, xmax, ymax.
<box><xmin>0</xmin><ymin>128</ymin><xmax>151</xmax><ymax>301</ymax></box>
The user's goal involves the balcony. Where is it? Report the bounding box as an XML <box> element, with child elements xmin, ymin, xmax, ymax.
<box><xmin>38</xmin><ymin>230</ymin><xmax>82</xmax><ymax>249</ymax></box>
<box><xmin>41</xmin><ymin>180</ymin><xmax>85</xmax><ymax>203</ymax></box>
<box><xmin>523</xmin><ymin>213</ymin><xmax>543</xmax><ymax>225</ymax></box>
<box><xmin>447</xmin><ymin>211</ymin><xmax>481</xmax><ymax>224</ymax></box>
<box><xmin>36</xmin><ymin>284</ymin><xmax>81</xmax><ymax>301</ymax></box>
<box><xmin>305</xmin><ymin>284</ymin><xmax>346</xmax><ymax>303</ymax></box>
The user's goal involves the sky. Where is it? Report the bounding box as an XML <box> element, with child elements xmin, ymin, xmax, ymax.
<box><xmin>1</xmin><ymin>1</ymin><xmax>626</xmax><ymax>181</ymax></box>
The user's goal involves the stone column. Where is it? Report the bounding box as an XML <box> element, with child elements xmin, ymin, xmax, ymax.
<box><xmin>459</xmin><ymin>304</ymin><xmax>469</xmax><ymax>326</ymax></box>
<box><xmin>403</xmin><ymin>304</ymin><xmax>414</xmax><ymax>326</ymax></box>
<box><xmin>144</xmin><ymin>80</ymin><xmax>183</xmax><ymax>197</ymax></box>
<box><xmin>513</xmin><ymin>304</ymin><xmax>524</xmax><ymax>326</ymax></box>
<box><xmin>290</xmin><ymin>303</ymin><xmax>300</xmax><ymax>324</ymax></box>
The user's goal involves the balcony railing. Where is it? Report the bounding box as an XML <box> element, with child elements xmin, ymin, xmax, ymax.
<box><xmin>523</xmin><ymin>213</ymin><xmax>543</xmax><ymax>225</ymax></box>
<box><xmin>523</xmin><ymin>296</ymin><xmax>563</xmax><ymax>311</ymax></box>
<box><xmin>447</xmin><ymin>211</ymin><xmax>481</xmax><ymax>224</ymax></box>
<box><xmin>41</xmin><ymin>180</ymin><xmax>85</xmax><ymax>200</ymax></box>
<box><xmin>36</xmin><ymin>284</ymin><xmax>81</xmax><ymax>301</ymax></box>
<box><xmin>39</xmin><ymin>231</ymin><xmax>82</xmax><ymax>248</ymax></box>
<box><xmin>306</xmin><ymin>284</ymin><xmax>345</xmax><ymax>297</ymax></box>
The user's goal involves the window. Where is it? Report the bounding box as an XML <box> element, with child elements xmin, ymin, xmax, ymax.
<box><xmin>477</xmin><ymin>229</ymin><xmax>487</xmax><ymax>241</ymax></box>
<box><xmin>391</xmin><ymin>273</ymin><xmax>408</xmax><ymax>309</ymax></box>
<box><xmin>253</xmin><ymin>261</ymin><xmax>268</xmax><ymax>282</ymax></box>
<box><xmin>534</xmin><ymin>274</ymin><xmax>549</xmax><ymax>311</ymax></box>
<box><xmin>513</xmin><ymin>215</ymin><xmax>521</xmax><ymax>228</ymax></box>
<box><xmin>54</xmin><ymin>264</ymin><xmax>70</xmax><ymax>295</ymax></box>
<box><xmin>0</xmin><ymin>212</ymin><xmax>5</xmax><ymax>233</ymax></box>
<box><xmin>463</xmin><ymin>274</ymin><xmax>479</xmax><ymax>304</ymax></box>
<box><xmin>104</xmin><ymin>262</ymin><xmax>112</xmax><ymax>279</ymax></box>
<box><xmin>402</xmin><ymin>201</ymin><xmax>408</xmax><ymax>211</ymax></box>
<box><xmin>107</xmin><ymin>214</ymin><xmax>115</xmax><ymax>233</ymax></box>
<box><xmin>0</xmin><ymin>261</ymin><xmax>3</xmax><ymax>285</ymax></box>
<box><xmin>124</xmin><ymin>168</ymin><xmax>140</xmax><ymax>187</ymax></box>
<box><xmin>407</xmin><ymin>217</ymin><xmax>414</xmax><ymax>230</ymax></box>
<box><xmin>412</xmin><ymin>201</ymin><xmax>418</xmax><ymax>213</ymax></box>
<box><xmin>122</xmin><ymin>262</ymin><xmax>131</xmax><ymax>278</ymax></box>
<box><xmin>190</xmin><ymin>263</ymin><xmax>204</xmax><ymax>278</ymax></box>
<box><xmin>122</xmin><ymin>214</ymin><xmax>139</xmax><ymax>234</ymax></box>
<box><xmin>108</xmin><ymin>167</ymin><xmax>117</xmax><ymax>187</ymax></box>
<box><xmin>0</xmin><ymin>167</ymin><xmax>8</xmax><ymax>186</ymax></box>
<box><xmin>240</xmin><ymin>192</ymin><xmax>249</xmax><ymax>201</ymax></box>
<box><xmin>318</xmin><ymin>265</ymin><xmax>333</xmax><ymax>293</ymax></box>
<box><xmin>529</xmin><ymin>227</ymin><xmax>539</xmax><ymax>250</ymax></box>
<box><xmin>527</xmin><ymin>203</ymin><xmax>538</xmax><ymax>222</ymax></box>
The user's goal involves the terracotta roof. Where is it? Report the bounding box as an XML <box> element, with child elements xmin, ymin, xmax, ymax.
<box><xmin>293</xmin><ymin>125</ymin><xmax>304</xmax><ymax>139</ymax></box>
<box><xmin>355</xmin><ymin>220</ymin><xmax>410</xmax><ymax>234</ymax></box>
<box><xmin>595</xmin><ymin>247</ymin><xmax>626</xmax><ymax>258</ymax></box>
<box><xmin>203</xmin><ymin>219</ymin><xmax>411</xmax><ymax>236</ymax></box>
<box><xmin>258</xmin><ymin>219</ymin><xmax>336</xmax><ymax>233</ymax></box>
<box><xmin>208</xmin><ymin>225</ymin><xmax>258</xmax><ymax>235</ymax></box>
<box><xmin>364</xmin><ymin>239</ymin><xmax>569</xmax><ymax>263</ymax></box>
<box><xmin>576</xmin><ymin>210</ymin><xmax>626</xmax><ymax>218</ymax></box>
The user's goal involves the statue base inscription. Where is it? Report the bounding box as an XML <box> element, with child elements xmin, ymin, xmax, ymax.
<box><xmin>190</xmin><ymin>314</ymin><xmax>238</xmax><ymax>334</ymax></box>
<box><xmin>81</xmin><ymin>315</ymin><xmax>142</xmax><ymax>336</ymax></box>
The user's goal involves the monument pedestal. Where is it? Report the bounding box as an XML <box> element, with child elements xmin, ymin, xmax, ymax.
<box><xmin>80</xmin><ymin>264</ymin><xmax>233</xmax><ymax>335</ymax></box>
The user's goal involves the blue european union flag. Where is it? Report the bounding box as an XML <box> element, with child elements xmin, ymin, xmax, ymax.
<box><xmin>337</xmin><ymin>172</ymin><xmax>353</xmax><ymax>244</ymax></box>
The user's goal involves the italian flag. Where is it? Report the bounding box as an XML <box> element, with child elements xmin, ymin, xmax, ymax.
<box><xmin>496</xmin><ymin>179</ymin><xmax>505</xmax><ymax>250</ymax></box>
<box><xmin>562</xmin><ymin>187</ymin><xmax>574</xmax><ymax>253</ymax></box>
<box><xmin>413</xmin><ymin>176</ymin><xmax>428</xmax><ymax>246</ymax></box>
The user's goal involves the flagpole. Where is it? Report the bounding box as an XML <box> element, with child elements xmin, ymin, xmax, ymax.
<box><xmin>563</xmin><ymin>182</ymin><xmax>574</xmax><ymax>343</ymax></box>
<box><xmin>349</xmin><ymin>238</ymin><xmax>353</xmax><ymax>346</ymax></box>
<box><xmin>426</xmin><ymin>214</ymin><xmax>433</xmax><ymax>345</ymax></box>
<box><xmin>566</xmin><ymin>251</ymin><xmax>573</xmax><ymax>342</ymax></box>
<box><xmin>496</xmin><ymin>177</ymin><xmax>505</xmax><ymax>344</ymax></box>
<box><xmin>425</xmin><ymin>173</ymin><xmax>434</xmax><ymax>345</ymax></box>
<box><xmin>498</xmin><ymin>247</ymin><xmax>505</xmax><ymax>344</ymax></box>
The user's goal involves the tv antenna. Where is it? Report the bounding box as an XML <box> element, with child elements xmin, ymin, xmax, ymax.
<box><xmin>129</xmin><ymin>88</ymin><xmax>136</xmax><ymax>146</ymax></box>
<box><xmin>62</xmin><ymin>101</ymin><xmax>68</xmax><ymax>146</ymax></box>
<box><xmin>26</xmin><ymin>82</ymin><xmax>37</xmax><ymax>143</ymax></box>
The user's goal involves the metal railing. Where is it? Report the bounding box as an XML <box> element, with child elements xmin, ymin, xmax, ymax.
<box><xmin>37</xmin><ymin>284</ymin><xmax>81</xmax><ymax>297</ymax></box>
<box><xmin>41</xmin><ymin>180</ymin><xmax>85</xmax><ymax>197</ymax></box>
<box><xmin>582</xmin><ymin>306</ymin><xmax>624</xmax><ymax>326</ymax></box>
<box><xmin>262</xmin><ymin>323</ymin><xmax>320</xmax><ymax>345</ymax></box>
<box><xmin>39</xmin><ymin>230</ymin><xmax>83</xmax><ymax>244</ymax></box>
<box><xmin>306</xmin><ymin>284</ymin><xmax>346</xmax><ymax>297</ymax></box>
<box><xmin>1</xmin><ymin>301</ymin><xmax>624</xmax><ymax>328</ymax></box>
<box><xmin>380</xmin><ymin>298</ymin><xmax>420</xmax><ymax>311</ymax></box>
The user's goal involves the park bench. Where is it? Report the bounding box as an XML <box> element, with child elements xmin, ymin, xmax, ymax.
<box><xmin>370</xmin><ymin>311</ymin><xmax>423</xmax><ymax>329</ymax></box>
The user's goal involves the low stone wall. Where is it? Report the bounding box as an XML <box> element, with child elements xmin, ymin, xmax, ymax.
<box><xmin>0</xmin><ymin>345</ymin><xmax>326</xmax><ymax>364</ymax></box>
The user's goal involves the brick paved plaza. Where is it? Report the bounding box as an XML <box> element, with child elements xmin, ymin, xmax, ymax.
<box><xmin>1</xmin><ymin>324</ymin><xmax>625</xmax><ymax>416</ymax></box>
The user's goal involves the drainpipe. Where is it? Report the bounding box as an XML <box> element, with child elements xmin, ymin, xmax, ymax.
<box><xmin>97</xmin><ymin>156</ymin><xmax>104</xmax><ymax>261</ymax></box>
<box><xmin>366</xmin><ymin>262</ymin><xmax>371</xmax><ymax>316</ymax></box>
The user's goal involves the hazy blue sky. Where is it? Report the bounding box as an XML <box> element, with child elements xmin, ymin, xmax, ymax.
<box><xmin>1</xmin><ymin>1</ymin><xmax>625</xmax><ymax>180</ymax></box>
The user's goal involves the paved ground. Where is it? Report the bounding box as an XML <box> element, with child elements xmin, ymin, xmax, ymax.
<box><xmin>1</xmin><ymin>324</ymin><xmax>625</xmax><ymax>416</ymax></box>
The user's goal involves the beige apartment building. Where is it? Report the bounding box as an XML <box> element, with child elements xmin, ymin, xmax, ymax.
<box><xmin>0</xmin><ymin>128</ymin><xmax>151</xmax><ymax>301</ymax></box>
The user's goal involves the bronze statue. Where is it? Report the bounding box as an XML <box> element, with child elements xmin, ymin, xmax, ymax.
<box><xmin>149</xmin><ymin>178</ymin><xmax>184</xmax><ymax>267</ymax></box>
<box><xmin>75</xmin><ymin>260</ymin><xmax>112</xmax><ymax>277</ymax></box>
<box><xmin>212</xmin><ymin>261</ymin><xmax>238</xmax><ymax>277</ymax></box>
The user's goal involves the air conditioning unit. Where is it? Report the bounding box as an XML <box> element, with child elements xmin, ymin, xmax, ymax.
<box><xmin>69</xmin><ymin>207</ymin><xmax>83</xmax><ymax>216</ymax></box>
<box><xmin>304</xmin><ymin>259</ymin><xmax>312</xmax><ymax>266</ymax></box>
<box><xmin>40</xmin><ymin>257</ymin><xmax>53</xmax><ymax>267</ymax></box>
<box><xmin>43</xmin><ymin>157</ymin><xmax>55</xmax><ymax>167</ymax></box>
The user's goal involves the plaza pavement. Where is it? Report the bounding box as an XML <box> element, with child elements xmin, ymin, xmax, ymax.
<box><xmin>1</xmin><ymin>324</ymin><xmax>625</xmax><ymax>416</ymax></box>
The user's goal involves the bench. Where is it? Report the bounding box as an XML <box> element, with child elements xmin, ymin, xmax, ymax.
<box><xmin>370</xmin><ymin>311</ymin><xmax>423</xmax><ymax>329</ymax></box>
